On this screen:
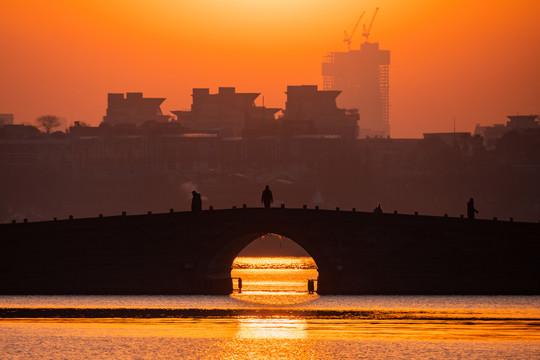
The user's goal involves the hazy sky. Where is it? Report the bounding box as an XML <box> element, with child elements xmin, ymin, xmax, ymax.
<box><xmin>1</xmin><ymin>0</ymin><xmax>538</xmax><ymax>138</ymax></box>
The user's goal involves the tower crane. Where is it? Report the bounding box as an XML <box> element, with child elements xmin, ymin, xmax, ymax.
<box><xmin>361</xmin><ymin>7</ymin><xmax>379</xmax><ymax>43</ymax></box>
<box><xmin>343</xmin><ymin>11</ymin><xmax>366</xmax><ymax>51</ymax></box>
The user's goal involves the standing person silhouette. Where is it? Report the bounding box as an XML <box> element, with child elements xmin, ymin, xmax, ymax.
<box><xmin>467</xmin><ymin>198</ymin><xmax>479</xmax><ymax>219</ymax></box>
<box><xmin>261</xmin><ymin>185</ymin><xmax>273</xmax><ymax>209</ymax></box>
<box><xmin>191</xmin><ymin>191</ymin><xmax>202</xmax><ymax>212</ymax></box>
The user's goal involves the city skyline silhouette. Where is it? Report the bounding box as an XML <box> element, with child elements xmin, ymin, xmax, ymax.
<box><xmin>1</xmin><ymin>1</ymin><xmax>538</xmax><ymax>138</ymax></box>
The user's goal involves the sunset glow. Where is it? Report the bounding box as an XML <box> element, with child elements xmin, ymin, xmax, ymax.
<box><xmin>1</xmin><ymin>0</ymin><xmax>538</xmax><ymax>137</ymax></box>
<box><xmin>1</xmin><ymin>1</ymin><xmax>540</xmax><ymax>354</ymax></box>
<box><xmin>231</xmin><ymin>257</ymin><xmax>318</xmax><ymax>305</ymax></box>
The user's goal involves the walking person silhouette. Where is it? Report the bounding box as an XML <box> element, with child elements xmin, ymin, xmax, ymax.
<box><xmin>261</xmin><ymin>185</ymin><xmax>273</xmax><ymax>209</ymax></box>
<box><xmin>191</xmin><ymin>191</ymin><xmax>202</xmax><ymax>212</ymax></box>
<box><xmin>467</xmin><ymin>198</ymin><xmax>479</xmax><ymax>219</ymax></box>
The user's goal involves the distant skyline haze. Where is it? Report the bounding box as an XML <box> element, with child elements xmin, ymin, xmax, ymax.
<box><xmin>1</xmin><ymin>0</ymin><xmax>538</xmax><ymax>138</ymax></box>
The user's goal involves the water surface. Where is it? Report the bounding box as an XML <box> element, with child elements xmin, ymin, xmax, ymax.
<box><xmin>1</xmin><ymin>257</ymin><xmax>539</xmax><ymax>359</ymax></box>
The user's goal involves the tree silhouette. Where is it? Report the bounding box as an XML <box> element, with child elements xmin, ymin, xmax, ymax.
<box><xmin>36</xmin><ymin>115</ymin><xmax>60</xmax><ymax>134</ymax></box>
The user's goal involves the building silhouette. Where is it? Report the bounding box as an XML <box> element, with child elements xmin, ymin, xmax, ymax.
<box><xmin>1</xmin><ymin>83</ymin><xmax>539</xmax><ymax>224</ymax></box>
<box><xmin>474</xmin><ymin>114</ymin><xmax>539</xmax><ymax>149</ymax></box>
<box><xmin>103</xmin><ymin>92</ymin><xmax>170</xmax><ymax>126</ymax></box>
<box><xmin>172</xmin><ymin>87</ymin><xmax>280</xmax><ymax>138</ymax></box>
<box><xmin>0</xmin><ymin>114</ymin><xmax>15</xmax><ymax>126</ymax></box>
<box><xmin>280</xmin><ymin>85</ymin><xmax>359</xmax><ymax>138</ymax></box>
<box><xmin>322</xmin><ymin>42</ymin><xmax>390</xmax><ymax>138</ymax></box>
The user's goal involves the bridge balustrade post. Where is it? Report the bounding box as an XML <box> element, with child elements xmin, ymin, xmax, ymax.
<box><xmin>307</xmin><ymin>279</ymin><xmax>314</xmax><ymax>294</ymax></box>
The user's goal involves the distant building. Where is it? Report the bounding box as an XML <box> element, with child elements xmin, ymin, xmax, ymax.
<box><xmin>505</xmin><ymin>115</ymin><xmax>540</xmax><ymax>129</ymax></box>
<box><xmin>423</xmin><ymin>132</ymin><xmax>483</xmax><ymax>156</ymax></box>
<box><xmin>0</xmin><ymin>124</ymin><xmax>41</xmax><ymax>139</ymax></box>
<box><xmin>103</xmin><ymin>92</ymin><xmax>170</xmax><ymax>126</ymax></box>
<box><xmin>322</xmin><ymin>42</ymin><xmax>390</xmax><ymax>138</ymax></box>
<box><xmin>69</xmin><ymin>121</ymin><xmax>221</xmax><ymax>176</ymax></box>
<box><xmin>172</xmin><ymin>87</ymin><xmax>280</xmax><ymax>138</ymax></box>
<box><xmin>423</xmin><ymin>132</ymin><xmax>474</xmax><ymax>147</ymax></box>
<box><xmin>474</xmin><ymin>115</ymin><xmax>539</xmax><ymax>149</ymax></box>
<box><xmin>280</xmin><ymin>85</ymin><xmax>359</xmax><ymax>138</ymax></box>
<box><xmin>0</xmin><ymin>124</ymin><xmax>70</xmax><ymax>169</ymax></box>
<box><xmin>0</xmin><ymin>114</ymin><xmax>15</xmax><ymax>126</ymax></box>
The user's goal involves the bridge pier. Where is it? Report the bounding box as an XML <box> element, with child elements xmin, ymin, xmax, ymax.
<box><xmin>201</xmin><ymin>277</ymin><xmax>233</xmax><ymax>295</ymax></box>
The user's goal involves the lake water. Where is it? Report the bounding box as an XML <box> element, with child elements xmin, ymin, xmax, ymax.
<box><xmin>1</xmin><ymin>257</ymin><xmax>539</xmax><ymax>359</ymax></box>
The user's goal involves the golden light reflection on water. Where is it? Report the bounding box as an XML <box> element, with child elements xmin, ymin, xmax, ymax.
<box><xmin>1</xmin><ymin>256</ymin><xmax>539</xmax><ymax>358</ymax></box>
<box><xmin>232</xmin><ymin>256</ymin><xmax>317</xmax><ymax>270</ymax></box>
<box><xmin>231</xmin><ymin>292</ymin><xmax>319</xmax><ymax>306</ymax></box>
<box><xmin>236</xmin><ymin>318</ymin><xmax>308</xmax><ymax>339</ymax></box>
<box><xmin>2</xmin><ymin>316</ymin><xmax>539</xmax><ymax>342</ymax></box>
<box><xmin>231</xmin><ymin>257</ymin><xmax>319</xmax><ymax>306</ymax></box>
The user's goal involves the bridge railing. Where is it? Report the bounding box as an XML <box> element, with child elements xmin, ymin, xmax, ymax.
<box><xmin>3</xmin><ymin>204</ymin><xmax>538</xmax><ymax>225</ymax></box>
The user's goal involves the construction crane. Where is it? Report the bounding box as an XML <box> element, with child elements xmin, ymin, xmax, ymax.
<box><xmin>362</xmin><ymin>7</ymin><xmax>379</xmax><ymax>43</ymax></box>
<box><xmin>343</xmin><ymin>11</ymin><xmax>365</xmax><ymax>51</ymax></box>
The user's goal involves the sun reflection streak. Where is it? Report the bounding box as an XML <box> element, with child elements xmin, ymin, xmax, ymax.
<box><xmin>236</xmin><ymin>317</ymin><xmax>308</xmax><ymax>339</ymax></box>
<box><xmin>232</xmin><ymin>256</ymin><xmax>317</xmax><ymax>270</ymax></box>
<box><xmin>231</xmin><ymin>292</ymin><xmax>319</xmax><ymax>306</ymax></box>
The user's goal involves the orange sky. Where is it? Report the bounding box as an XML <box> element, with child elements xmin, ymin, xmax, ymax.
<box><xmin>1</xmin><ymin>0</ymin><xmax>539</xmax><ymax>138</ymax></box>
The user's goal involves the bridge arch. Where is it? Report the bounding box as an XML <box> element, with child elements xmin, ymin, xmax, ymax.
<box><xmin>195</xmin><ymin>224</ymin><xmax>333</xmax><ymax>294</ymax></box>
<box><xmin>235</xmin><ymin>233</ymin><xmax>313</xmax><ymax>258</ymax></box>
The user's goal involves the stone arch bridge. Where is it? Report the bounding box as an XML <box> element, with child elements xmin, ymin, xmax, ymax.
<box><xmin>0</xmin><ymin>208</ymin><xmax>539</xmax><ymax>295</ymax></box>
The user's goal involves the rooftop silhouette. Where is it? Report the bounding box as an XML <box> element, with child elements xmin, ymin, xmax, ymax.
<box><xmin>103</xmin><ymin>92</ymin><xmax>170</xmax><ymax>126</ymax></box>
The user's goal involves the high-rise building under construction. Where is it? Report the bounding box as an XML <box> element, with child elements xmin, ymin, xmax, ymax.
<box><xmin>322</xmin><ymin>40</ymin><xmax>390</xmax><ymax>137</ymax></box>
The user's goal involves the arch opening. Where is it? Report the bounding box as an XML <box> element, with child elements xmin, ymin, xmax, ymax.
<box><xmin>230</xmin><ymin>233</ymin><xmax>319</xmax><ymax>303</ymax></box>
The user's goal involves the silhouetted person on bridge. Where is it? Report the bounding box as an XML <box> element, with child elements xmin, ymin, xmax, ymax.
<box><xmin>191</xmin><ymin>191</ymin><xmax>202</xmax><ymax>212</ymax></box>
<box><xmin>373</xmin><ymin>203</ymin><xmax>383</xmax><ymax>214</ymax></box>
<box><xmin>467</xmin><ymin>198</ymin><xmax>479</xmax><ymax>219</ymax></box>
<box><xmin>261</xmin><ymin>185</ymin><xmax>273</xmax><ymax>208</ymax></box>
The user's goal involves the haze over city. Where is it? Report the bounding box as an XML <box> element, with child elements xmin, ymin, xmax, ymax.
<box><xmin>2</xmin><ymin>0</ymin><xmax>539</xmax><ymax>138</ymax></box>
